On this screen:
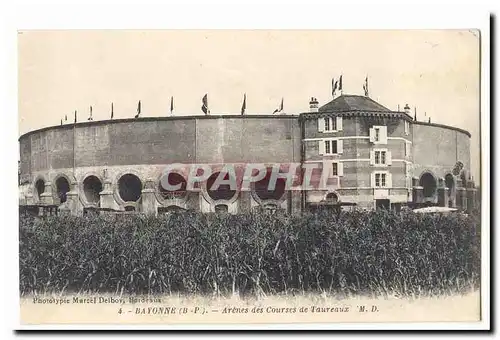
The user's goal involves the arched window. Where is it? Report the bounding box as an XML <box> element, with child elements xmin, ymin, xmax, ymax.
<box><xmin>118</xmin><ymin>174</ymin><xmax>142</xmax><ymax>202</ymax></box>
<box><xmin>35</xmin><ymin>179</ymin><xmax>45</xmax><ymax>201</ymax></box>
<box><xmin>419</xmin><ymin>172</ymin><xmax>437</xmax><ymax>198</ymax></box>
<box><xmin>83</xmin><ymin>175</ymin><xmax>103</xmax><ymax>205</ymax></box>
<box><xmin>55</xmin><ymin>176</ymin><xmax>70</xmax><ymax>204</ymax></box>
<box><xmin>206</xmin><ymin>172</ymin><xmax>237</xmax><ymax>201</ymax></box>
<box><xmin>254</xmin><ymin>168</ymin><xmax>286</xmax><ymax>201</ymax></box>
<box><xmin>326</xmin><ymin>192</ymin><xmax>339</xmax><ymax>204</ymax></box>
<box><xmin>159</xmin><ymin>172</ymin><xmax>187</xmax><ymax>199</ymax></box>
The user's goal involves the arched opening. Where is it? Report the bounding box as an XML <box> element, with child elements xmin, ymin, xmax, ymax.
<box><xmin>215</xmin><ymin>204</ymin><xmax>229</xmax><ymax>214</ymax></box>
<box><xmin>419</xmin><ymin>172</ymin><xmax>437</xmax><ymax>198</ymax></box>
<box><xmin>264</xmin><ymin>203</ymin><xmax>278</xmax><ymax>214</ymax></box>
<box><xmin>118</xmin><ymin>174</ymin><xmax>142</xmax><ymax>202</ymax></box>
<box><xmin>35</xmin><ymin>179</ymin><xmax>45</xmax><ymax>201</ymax></box>
<box><xmin>83</xmin><ymin>176</ymin><xmax>103</xmax><ymax>205</ymax></box>
<box><xmin>445</xmin><ymin>174</ymin><xmax>455</xmax><ymax>197</ymax></box>
<box><xmin>206</xmin><ymin>172</ymin><xmax>237</xmax><ymax>201</ymax></box>
<box><xmin>325</xmin><ymin>192</ymin><xmax>339</xmax><ymax>204</ymax></box>
<box><xmin>254</xmin><ymin>168</ymin><xmax>286</xmax><ymax>201</ymax></box>
<box><xmin>124</xmin><ymin>205</ymin><xmax>136</xmax><ymax>212</ymax></box>
<box><xmin>159</xmin><ymin>172</ymin><xmax>187</xmax><ymax>199</ymax></box>
<box><xmin>55</xmin><ymin>177</ymin><xmax>70</xmax><ymax>204</ymax></box>
<box><xmin>158</xmin><ymin>205</ymin><xmax>186</xmax><ymax>215</ymax></box>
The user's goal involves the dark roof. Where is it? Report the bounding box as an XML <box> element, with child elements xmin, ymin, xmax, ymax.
<box><xmin>18</xmin><ymin>114</ymin><xmax>298</xmax><ymax>141</ymax></box>
<box><xmin>319</xmin><ymin>95</ymin><xmax>390</xmax><ymax>112</ymax></box>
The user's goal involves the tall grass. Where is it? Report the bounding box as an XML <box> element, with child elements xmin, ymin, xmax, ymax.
<box><xmin>19</xmin><ymin>209</ymin><xmax>480</xmax><ymax>297</ymax></box>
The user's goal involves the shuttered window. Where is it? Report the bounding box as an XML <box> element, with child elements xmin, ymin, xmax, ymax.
<box><xmin>320</xmin><ymin>139</ymin><xmax>342</xmax><ymax>155</ymax></box>
<box><xmin>318</xmin><ymin>118</ymin><xmax>325</xmax><ymax>132</ymax></box>
<box><xmin>318</xmin><ymin>117</ymin><xmax>343</xmax><ymax>132</ymax></box>
<box><xmin>330</xmin><ymin>161</ymin><xmax>343</xmax><ymax>177</ymax></box>
<box><xmin>369</xmin><ymin>125</ymin><xmax>388</xmax><ymax>144</ymax></box>
<box><xmin>336</xmin><ymin>116</ymin><xmax>343</xmax><ymax>131</ymax></box>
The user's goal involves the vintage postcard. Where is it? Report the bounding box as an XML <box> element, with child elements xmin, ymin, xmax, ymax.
<box><xmin>16</xmin><ymin>28</ymin><xmax>488</xmax><ymax>330</ymax></box>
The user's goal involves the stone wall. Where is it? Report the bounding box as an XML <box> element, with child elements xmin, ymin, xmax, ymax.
<box><xmin>302</xmin><ymin>114</ymin><xmax>412</xmax><ymax>206</ymax></box>
<box><xmin>18</xmin><ymin>114</ymin><xmax>473</xmax><ymax>213</ymax></box>
<box><xmin>412</xmin><ymin>122</ymin><xmax>471</xmax><ymax>180</ymax></box>
<box><xmin>19</xmin><ymin>116</ymin><xmax>301</xmax><ymax>214</ymax></box>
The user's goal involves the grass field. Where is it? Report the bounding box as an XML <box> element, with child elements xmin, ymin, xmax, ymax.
<box><xmin>19</xmin><ymin>209</ymin><xmax>480</xmax><ymax>298</ymax></box>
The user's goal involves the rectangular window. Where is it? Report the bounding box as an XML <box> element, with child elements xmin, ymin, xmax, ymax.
<box><xmin>374</xmin><ymin>173</ymin><xmax>387</xmax><ymax>188</ymax></box>
<box><xmin>324</xmin><ymin>117</ymin><xmax>338</xmax><ymax>132</ymax></box>
<box><xmin>331</xmin><ymin>140</ymin><xmax>338</xmax><ymax>154</ymax></box>
<box><xmin>332</xmin><ymin>162</ymin><xmax>338</xmax><ymax>176</ymax></box>
<box><xmin>375</xmin><ymin>128</ymin><xmax>380</xmax><ymax>142</ymax></box>
<box><xmin>323</xmin><ymin>139</ymin><xmax>339</xmax><ymax>155</ymax></box>
<box><xmin>404</xmin><ymin>121</ymin><xmax>410</xmax><ymax>135</ymax></box>
<box><xmin>374</xmin><ymin>150</ymin><xmax>387</xmax><ymax>165</ymax></box>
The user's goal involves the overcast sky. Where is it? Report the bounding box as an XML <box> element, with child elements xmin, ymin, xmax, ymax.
<box><xmin>18</xmin><ymin>30</ymin><xmax>480</xmax><ymax>179</ymax></box>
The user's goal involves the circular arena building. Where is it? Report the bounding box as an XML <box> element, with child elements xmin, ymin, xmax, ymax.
<box><xmin>18</xmin><ymin>94</ymin><xmax>478</xmax><ymax>215</ymax></box>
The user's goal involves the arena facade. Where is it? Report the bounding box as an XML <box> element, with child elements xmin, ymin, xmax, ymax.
<box><xmin>18</xmin><ymin>94</ymin><xmax>478</xmax><ymax>215</ymax></box>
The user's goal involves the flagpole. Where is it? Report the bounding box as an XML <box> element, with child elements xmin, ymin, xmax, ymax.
<box><xmin>332</xmin><ymin>78</ymin><xmax>335</xmax><ymax>99</ymax></box>
<box><xmin>364</xmin><ymin>75</ymin><xmax>369</xmax><ymax>97</ymax></box>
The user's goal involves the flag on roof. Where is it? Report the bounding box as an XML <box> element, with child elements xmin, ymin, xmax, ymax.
<box><xmin>201</xmin><ymin>94</ymin><xmax>209</xmax><ymax>115</ymax></box>
<box><xmin>241</xmin><ymin>93</ymin><xmax>246</xmax><ymax>115</ymax></box>
<box><xmin>135</xmin><ymin>100</ymin><xmax>141</xmax><ymax>118</ymax></box>
<box><xmin>273</xmin><ymin>98</ymin><xmax>284</xmax><ymax>114</ymax></box>
<box><xmin>363</xmin><ymin>76</ymin><xmax>369</xmax><ymax>97</ymax></box>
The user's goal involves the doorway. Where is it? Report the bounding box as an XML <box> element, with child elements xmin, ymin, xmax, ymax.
<box><xmin>375</xmin><ymin>199</ymin><xmax>390</xmax><ymax>210</ymax></box>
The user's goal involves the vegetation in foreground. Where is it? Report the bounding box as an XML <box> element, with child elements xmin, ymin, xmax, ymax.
<box><xmin>19</xmin><ymin>209</ymin><xmax>480</xmax><ymax>297</ymax></box>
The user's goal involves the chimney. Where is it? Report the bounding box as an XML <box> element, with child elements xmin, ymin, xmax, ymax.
<box><xmin>403</xmin><ymin>103</ymin><xmax>411</xmax><ymax>115</ymax></box>
<box><xmin>309</xmin><ymin>97</ymin><xmax>319</xmax><ymax>112</ymax></box>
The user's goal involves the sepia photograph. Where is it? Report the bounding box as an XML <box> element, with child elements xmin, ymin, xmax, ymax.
<box><xmin>13</xmin><ymin>22</ymin><xmax>488</xmax><ymax>330</ymax></box>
